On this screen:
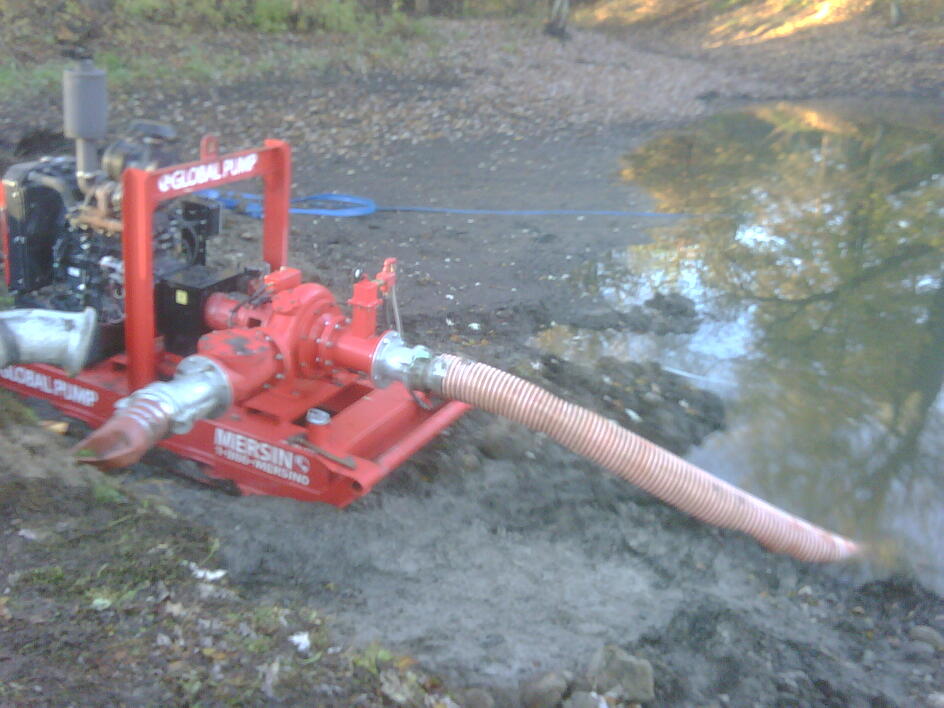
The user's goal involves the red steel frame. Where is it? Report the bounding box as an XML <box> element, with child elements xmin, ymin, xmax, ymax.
<box><xmin>0</xmin><ymin>182</ymin><xmax>8</xmax><ymax>287</ymax></box>
<box><xmin>123</xmin><ymin>138</ymin><xmax>291</xmax><ymax>389</ymax></box>
<box><xmin>0</xmin><ymin>138</ymin><xmax>468</xmax><ymax>506</ymax></box>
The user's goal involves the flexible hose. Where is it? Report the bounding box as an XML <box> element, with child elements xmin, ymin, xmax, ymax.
<box><xmin>439</xmin><ymin>357</ymin><xmax>860</xmax><ymax>562</ymax></box>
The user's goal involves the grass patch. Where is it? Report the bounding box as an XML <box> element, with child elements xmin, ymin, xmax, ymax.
<box><xmin>11</xmin><ymin>506</ymin><xmax>213</xmax><ymax>607</ymax></box>
<box><xmin>890</xmin><ymin>0</ymin><xmax>944</xmax><ymax>22</ymax></box>
<box><xmin>18</xmin><ymin>564</ymin><xmax>67</xmax><ymax>588</ymax></box>
<box><xmin>91</xmin><ymin>480</ymin><xmax>128</xmax><ymax>506</ymax></box>
<box><xmin>0</xmin><ymin>391</ymin><xmax>38</xmax><ymax>427</ymax></box>
<box><xmin>710</xmin><ymin>0</ymin><xmax>756</xmax><ymax>11</ymax></box>
<box><xmin>0</xmin><ymin>60</ymin><xmax>67</xmax><ymax>103</ymax></box>
<box><xmin>111</xmin><ymin>0</ymin><xmax>430</xmax><ymax>34</ymax></box>
<box><xmin>0</xmin><ymin>3</ymin><xmax>437</xmax><ymax>106</ymax></box>
<box><xmin>0</xmin><ymin>0</ymin><xmax>441</xmax><ymax>108</ymax></box>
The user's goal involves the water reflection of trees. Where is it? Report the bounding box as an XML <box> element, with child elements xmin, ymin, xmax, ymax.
<box><xmin>619</xmin><ymin>102</ymin><xmax>944</xmax><ymax>540</ymax></box>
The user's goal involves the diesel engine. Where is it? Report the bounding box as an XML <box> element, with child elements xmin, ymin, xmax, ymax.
<box><xmin>1</xmin><ymin>58</ymin><xmax>234</xmax><ymax>362</ymax></box>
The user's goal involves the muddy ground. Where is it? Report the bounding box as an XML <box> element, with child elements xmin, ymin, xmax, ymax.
<box><xmin>2</xmin><ymin>12</ymin><xmax>944</xmax><ymax>708</ymax></box>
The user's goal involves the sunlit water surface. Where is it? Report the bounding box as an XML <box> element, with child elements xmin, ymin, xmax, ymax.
<box><xmin>538</xmin><ymin>100</ymin><xmax>944</xmax><ymax>589</ymax></box>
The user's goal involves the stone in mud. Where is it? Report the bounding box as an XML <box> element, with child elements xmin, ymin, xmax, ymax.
<box><xmin>563</xmin><ymin>691</ymin><xmax>605</xmax><ymax>708</ymax></box>
<box><xmin>458</xmin><ymin>450</ymin><xmax>482</xmax><ymax>471</ymax></box>
<box><xmin>461</xmin><ymin>687</ymin><xmax>496</xmax><ymax>708</ymax></box>
<box><xmin>478</xmin><ymin>420</ymin><xmax>532</xmax><ymax>460</ymax></box>
<box><xmin>623</xmin><ymin>307</ymin><xmax>652</xmax><ymax>333</ymax></box>
<box><xmin>644</xmin><ymin>292</ymin><xmax>699</xmax><ymax>334</ymax></box>
<box><xmin>586</xmin><ymin>645</ymin><xmax>654</xmax><ymax>702</ymax></box>
<box><xmin>903</xmin><ymin>640</ymin><xmax>936</xmax><ymax>662</ymax></box>
<box><xmin>645</xmin><ymin>292</ymin><xmax>696</xmax><ymax>318</ymax></box>
<box><xmin>538</xmin><ymin>354</ymin><xmax>725</xmax><ymax>456</ymax></box>
<box><xmin>908</xmin><ymin>624</ymin><xmax>944</xmax><ymax>651</ymax></box>
<box><xmin>520</xmin><ymin>671</ymin><xmax>571</xmax><ymax>708</ymax></box>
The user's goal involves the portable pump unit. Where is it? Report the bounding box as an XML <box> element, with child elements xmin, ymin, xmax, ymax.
<box><xmin>0</xmin><ymin>58</ymin><xmax>468</xmax><ymax>505</ymax></box>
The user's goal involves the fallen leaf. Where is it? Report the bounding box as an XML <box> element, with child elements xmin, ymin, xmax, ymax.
<box><xmin>201</xmin><ymin>647</ymin><xmax>228</xmax><ymax>661</ymax></box>
<box><xmin>40</xmin><ymin>420</ymin><xmax>69</xmax><ymax>435</ymax></box>
<box><xmin>395</xmin><ymin>655</ymin><xmax>417</xmax><ymax>670</ymax></box>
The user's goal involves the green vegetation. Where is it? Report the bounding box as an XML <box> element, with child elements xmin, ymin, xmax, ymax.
<box><xmin>878</xmin><ymin>0</ymin><xmax>944</xmax><ymax>23</ymax></box>
<box><xmin>710</xmin><ymin>0</ymin><xmax>756</xmax><ymax>12</ymax></box>
<box><xmin>0</xmin><ymin>60</ymin><xmax>65</xmax><ymax>102</ymax></box>
<box><xmin>91</xmin><ymin>478</ymin><xmax>129</xmax><ymax>505</ymax></box>
<box><xmin>13</xmin><ymin>504</ymin><xmax>212</xmax><ymax>605</ymax></box>
<box><xmin>0</xmin><ymin>455</ymin><xmax>447</xmax><ymax>704</ymax></box>
<box><xmin>0</xmin><ymin>391</ymin><xmax>38</xmax><ymax>427</ymax></box>
<box><xmin>0</xmin><ymin>0</ymin><xmax>437</xmax><ymax>104</ymax></box>
<box><xmin>18</xmin><ymin>564</ymin><xmax>67</xmax><ymax>588</ymax></box>
<box><xmin>114</xmin><ymin>0</ymin><xmax>367</xmax><ymax>32</ymax></box>
<box><xmin>351</xmin><ymin>642</ymin><xmax>395</xmax><ymax>675</ymax></box>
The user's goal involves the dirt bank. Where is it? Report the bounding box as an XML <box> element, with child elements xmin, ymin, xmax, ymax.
<box><xmin>1</xmin><ymin>13</ymin><xmax>943</xmax><ymax>707</ymax></box>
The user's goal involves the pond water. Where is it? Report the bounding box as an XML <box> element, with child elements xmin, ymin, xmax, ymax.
<box><xmin>537</xmin><ymin>99</ymin><xmax>944</xmax><ymax>589</ymax></box>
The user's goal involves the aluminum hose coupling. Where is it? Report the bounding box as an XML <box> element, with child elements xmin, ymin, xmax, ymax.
<box><xmin>370</xmin><ymin>332</ymin><xmax>451</xmax><ymax>394</ymax></box>
<box><xmin>114</xmin><ymin>355</ymin><xmax>233</xmax><ymax>435</ymax></box>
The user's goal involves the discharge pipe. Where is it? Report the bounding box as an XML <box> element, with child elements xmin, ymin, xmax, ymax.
<box><xmin>0</xmin><ymin>308</ymin><xmax>97</xmax><ymax>375</ymax></box>
<box><xmin>75</xmin><ymin>355</ymin><xmax>236</xmax><ymax>468</ymax></box>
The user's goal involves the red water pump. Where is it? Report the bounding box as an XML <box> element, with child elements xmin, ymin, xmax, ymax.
<box><xmin>1</xmin><ymin>134</ymin><xmax>467</xmax><ymax>506</ymax></box>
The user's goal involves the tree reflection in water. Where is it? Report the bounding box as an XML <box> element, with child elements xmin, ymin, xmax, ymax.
<box><xmin>572</xmin><ymin>101</ymin><xmax>944</xmax><ymax>581</ymax></box>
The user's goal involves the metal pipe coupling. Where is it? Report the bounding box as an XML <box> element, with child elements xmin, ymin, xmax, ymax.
<box><xmin>370</xmin><ymin>332</ymin><xmax>450</xmax><ymax>394</ymax></box>
<box><xmin>0</xmin><ymin>308</ymin><xmax>97</xmax><ymax>375</ymax></box>
<box><xmin>115</xmin><ymin>355</ymin><xmax>233</xmax><ymax>435</ymax></box>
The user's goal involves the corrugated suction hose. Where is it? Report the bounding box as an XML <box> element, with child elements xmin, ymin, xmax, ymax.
<box><xmin>438</xmin><ymin>357</ymin><xmax>860</xmax><ymax>562</ymax></box>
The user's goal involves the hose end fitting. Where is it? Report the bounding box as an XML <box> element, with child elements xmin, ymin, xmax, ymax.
<box><xmin>74</xmin><ymin>355</ymin><xmax>233</xmax><ymax>469</ymax></box>
<box><xmin>370</xmin><ymin>332</ymin><xmax>451</xmax><ymax>393</ymax></box>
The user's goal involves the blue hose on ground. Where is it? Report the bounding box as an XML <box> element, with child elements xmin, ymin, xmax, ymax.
<box><xmin>199</xmin><ymin>190</ymin><xmax>725</xmax><ymax>220</ymax></box>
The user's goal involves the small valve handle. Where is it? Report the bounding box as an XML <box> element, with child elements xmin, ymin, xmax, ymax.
<box><xmin>374</xmin><ymin>257</ymin><xmax>397</xmax><ymax>294</ymax></box>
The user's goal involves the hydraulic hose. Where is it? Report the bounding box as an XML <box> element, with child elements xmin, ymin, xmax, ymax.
<box><xmin>428</xmin><ymin>356</ymin><xmax>860</xmax><ymax>563</ymax></box>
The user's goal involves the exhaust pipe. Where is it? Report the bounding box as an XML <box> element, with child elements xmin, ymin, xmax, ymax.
<box><xmin>0</xmin><ymin>308</ymin><xmax>97</xmax><ymax>375</ymax></box>
<box><xmin>63</xmin><ymin>57</ymin><xmax>108</xmax><ymax>193</ymax></box>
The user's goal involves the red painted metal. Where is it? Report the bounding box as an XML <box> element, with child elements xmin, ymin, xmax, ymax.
<box><xmin>1</xmin><ymin>361</ymin><xmax>468</xmax><ymax>506</ymax></box>
<box><xmin>121</xmin><ymin>167</ymin><xmax>156</xmax><ymax>389</ymax></box>
<box><xmin>0</xmin><ymin>185</ymin><xmax>8</xmax><ymax>287</ymax></box>
<box><xmin>200</xmin><ymin>134</ymin><xmax>220</xmax><ymax>161</ymax></box>
<box><xmin>121</xmin><ymin>140</ymin><xmax>292</xmax><ymax>390</ymax></box>
<box><xmin>196</xmin><ymin>267</ymin><xmax>384</xmax><ymax>403</ymax></box>
<box><xmin>1</xmin><ymin>137</ymin><xmax>467</xmax><ymax>507</ymax></box>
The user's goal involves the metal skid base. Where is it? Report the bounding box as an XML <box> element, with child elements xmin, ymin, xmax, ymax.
<box><xmin>1</xmin><ymin>358</ymin><xmax>468</xmax><ymax>507</ymax></box>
